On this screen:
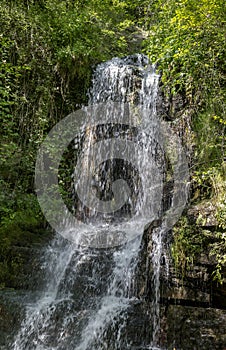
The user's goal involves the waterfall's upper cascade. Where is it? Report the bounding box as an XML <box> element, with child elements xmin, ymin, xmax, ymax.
<box><xmin>89</xmin><ymin>54</ymin><xmax>151</xmax><ymax>104</ymax></box>
<box><xmin>12</xmin><ymin>54</ymin><xmax>189</xmax><ymax>350</ymax></box>
<box><xmin>70</xmin><ymin>53</ymin><xmax>164</xmax><ymax>248</ymax></box>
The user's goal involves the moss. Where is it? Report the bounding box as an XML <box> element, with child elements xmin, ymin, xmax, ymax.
<box><xmin>171</xmin><ymin>216</ymin><xmax>204</xmax><ymax>275</ymax></box>
<box><xmin>0</xmin><ymin>193</ymin><xmax>53</xmax><ymax>289</ymax></box>
<box><xmin>172</xmin><ymin>202</ymin><xmax>226</xmax><ymax>284</ymax></box>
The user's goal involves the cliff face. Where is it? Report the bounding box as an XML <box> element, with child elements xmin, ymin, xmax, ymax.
<box><xmin>0</xmin><ymin>65</ymin><xmax>225</xmax><ymax>349</ymax></box>
<box><xmin>0</xmin><ymin>186</ymin><xmax>225</xmax><ymax>349</ymax></box>
<box><xmin>133</xmin><ymin>219</ymin><xmax>226</xmax><ymax>349</ymax></box>
<box><xmin>0</xmin><ymin>221</ymin><xmax>225</xmax><ymax>350</ymax></box>
<box><xmin>159</xmin><ymin>305</ymin><xmax>226</xmax><ymax>350</ymax></box>
<box><xmin>156</xmin><ymin>88</ymin><xmax>226</xmax><ymax>309</ymax></box>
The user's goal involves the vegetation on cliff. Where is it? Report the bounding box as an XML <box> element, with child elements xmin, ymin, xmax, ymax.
<box><xmin>0</xmin><ymin>0</ymin><xmax>225</xmax><ymax>287</ymax></box>
<box><xmin>0</xmin><ymin>0</ymin><xmax>143</xmax><ymax>287</ymax></box>
<box><xmin>144</xmin><ymin>0</ymin><xmax>225</xmax><ymax>283</ymax></box>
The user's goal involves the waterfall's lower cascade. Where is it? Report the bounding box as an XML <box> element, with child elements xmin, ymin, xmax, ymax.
<box><xmin>12</xmin><ymin>54</ymin><xmax>189</xmax><ymax>350</ymax></box>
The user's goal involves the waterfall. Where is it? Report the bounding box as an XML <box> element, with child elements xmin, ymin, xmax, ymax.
<box><xmin>12</xmin><ymin>54</ymin><xmax>188</xmax><ymax>350</ymax></box>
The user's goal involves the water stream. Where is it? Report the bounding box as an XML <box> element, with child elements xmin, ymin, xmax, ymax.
<box><xmin>12</xmin><ymin>54</ymin><xmax>188</xmax><ymax>350</ymax></box>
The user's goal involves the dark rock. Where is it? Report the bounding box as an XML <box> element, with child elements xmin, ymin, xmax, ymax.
<box><xmin>159</xmin><ymin>305</ymin><xmax>226</xmax><ymax>350</ymax></box>
<box><xmin>0</xmin><ymin>291</ymin><xmax>25</xmax><ymax>348</ymax></box>
<box><xmin>134</xmin><ymin>219</ymin><xmax>162</xmax><ymax>299</ymax></box>
<box><xmin>187</xmin><ymin>202</ymin><xmax>219</xmax><ymax>227</ymax></box>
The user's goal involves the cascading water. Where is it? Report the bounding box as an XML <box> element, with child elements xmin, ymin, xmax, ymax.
<box><xmin>11</xmin><ymin>54</ymin><xmax>188</xmax><ymax>350</ymax></box>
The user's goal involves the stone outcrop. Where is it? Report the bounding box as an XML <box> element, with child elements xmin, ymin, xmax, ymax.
<box><xmin>159</xmin><ymin>305</ymin><xmax>226</xmax><ymax>350</ymax></box>
<box><xmin>0</xmin><ymin>291</ymin><xmax>25</xmax><ymax>348</ymax></box>
<box><xmin>133</xmin><ymin>218</ymin><xmax>226</xmax><ymax>349</ymax></box>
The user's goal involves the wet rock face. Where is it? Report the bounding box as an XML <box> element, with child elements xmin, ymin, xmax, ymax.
<box><xmin>6</xmin><ymin>246</ymin><xmax>47</xmax><ymax>290</ymax></box>
<box><xmin>87</xmin><ymin>301</ymin><xmax>153</xmax><ymax>350</ymax></box>
<box><xmin>160</xmin><ymin>255</ymin><xmax>226</xmax><ymax>310</ymax></box>
<box><xmin>0</xmin><ymin>292</ymin><xmax>25</xmax><ymax>348</ymax></box>
<box><xmin>159</xmin><ymin>305</ymin><xmax>226</xmax><ymax>350</ymax></box>
<box><xmin>156</xmin><ymin>83</ymin><xmax>188</xmax><ymax>122</ymax></box>
<box><xmin>134</xmin><ymin>219</ymin><xmax>162</xmax><ymax>300</ymax></box>
<box><xmin>187</xmin><ymin>202</ymin><xmax>219</xmax><ymax>227</ymax></box>
<box><xmin>133</xmin><ymin>218</ymin><xmax>226</xmax><ymax>349</ymax></box>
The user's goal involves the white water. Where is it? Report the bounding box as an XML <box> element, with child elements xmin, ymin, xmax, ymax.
<box><xmin>12</xmin><ymin>54</ymin><xmax>188</xmax><ymax>350</ymax></box>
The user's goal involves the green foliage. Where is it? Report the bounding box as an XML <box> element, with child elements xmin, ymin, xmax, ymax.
<box><xmin>210</xmin><ymin>171</ymin><xmax>226</xmax><ymax>283</ymax></box>
<box><xmin>0</xmin><ymin>0</ymin><xmax>139</xmax><ymax>150</ymax></box>
<box><xmin>0</xmin><ymin>0</ymin><xmax>137</xmax><ymax>191</ymax></box>
<box><xmin>145</xmin><ymin>0</ymin><xmax>225</xmax><ymax>95</ymax></box>
<box><xmin>172</xmin><ymin>215</ymin><xmax>226</xmax><ymax>284</ymax></box>
<box><xmin>171</xmin><ymin>217</ymin><xmax>204</xmax><ymax>275</ymax></box>
<box><xmin>144</xmin><ymin>0</ymin><xmax>225</xmax><ymax>281</ymax></box>
<box><xmin>210</xmin><ymin>230</ymin><xmax>226</xmax><ymax>283</ymax></box>
<box><xmin>0</xmin><ymin>0</ymin><xmax>145</xmax><ymax>287</ymax></box>
<box><xmin>145</xmin><ymin>0</ymin><xmax>225</xmax><ymax>163</ymax></box>
<box><xmin>192</xmin><ymin>167</ymin><xmax>225</xmax><ymax>201</ymax></box>
<box><xmin>173</xmin><ymin>166</ymin><xmax>226</xmax><ymax>283</ymax></box>
<box><xmin>0</xmin><ymin>190</ymin><xmax>53</xmax><ymax>289</ymax></box>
